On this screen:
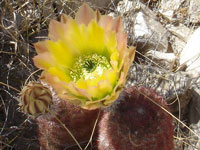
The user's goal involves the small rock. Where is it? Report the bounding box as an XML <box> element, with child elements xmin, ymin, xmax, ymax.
<box><xmin>117</xmin><ymin>0</ymin><xmax>168</xmax><ymax>54</ymax></box>
<box><xmin>167</xmin><ymin>24</ymin><xmax>193</xmax><ymax>55</ymax></box>
<box><xmin>179</xmin><ymin>27</ymin><xmax>200</xmax><ymax>72</ymax></box>
<box><xmin>187</xmin><ymin>0</ymin><xmax>200</xmax><ymax>24</ymax></box>
<box><xmin>145</xmin><ymin>50</ymin><xmax>176</xmax><ymax>69</ymax></box>
<box><xmin>187</xmin><ymin>120</ymin><xmax>200</xmax><ymax>150</ymax></box>
<box><xmin>171</xmin><ymin>36</ymin><xmax>186</xmax><ymax>55</ymax></box>
<box><xmin>85</xmin><ymin>0</ymin><xmax>120</xmax><ymax>8</ymax></box>
<box><xmin>159</xmin><ymin>0</ymin><xmax>184</xmax><ymax>21</ymax></box>
<box><xmin>116</xmin><ymin>0</ymin><xmax>140</xmax><ymax>14</ymax></box>
<box><xmin>167</xmin><ymin>24</ymin><xmax>193</xmax><ymax>42</ymax></box>
<box><xmin>145</xmin><ymin>50</ymin><xmax>176</xmax><ymax>63</ymax></box>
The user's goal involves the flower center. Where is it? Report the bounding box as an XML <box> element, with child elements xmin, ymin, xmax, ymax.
<box><xmin>70</xmin><ymin>54</ymin><xmax>111</xmax><ymax>82</ymax></box>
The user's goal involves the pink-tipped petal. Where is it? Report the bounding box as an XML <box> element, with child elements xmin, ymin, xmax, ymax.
<box><xmin>40</xmin><ymin>72</ymin><xmax>92</xmax><ymax>107</ymax></box>
<box><xmin>40</xmin><ymin>71</ymin><xmax>67</xmax><ymax>95</ymax></box>
<box><xmin>98</xmin><ymin>15</ymin><xmax>113</xmax><ymax>31</ymax></box>
<box><xmin>117</xmin><ymin>33</ymin><xmax>127</xmax><ymax>54</ymax></box>
<box><xmin>75</xmin><ymin>3</ymin><xmax>96</xmax><ymax>25</ymax></box>
<box><xmin>60</xmin><ymin>14</ymin><xmax>72</xmax><ymax>24</ymax></box>
<box><xmin>66</xmin><ymin>82</ymin><xmax>92</xmax><ymax>101</ymax></box>
<box><xmin>96</xmin><ymin>10</ymin><xmax>101</xmax><ymax>22</ymax></box>
<box><xmin>34</xmin><ymin>41</ymin><xmax>49</xmax><ymax>54</ymax></box>
<box><xmin>33</xmin><ymin>52</ymin><xmax>54</xmax><ymax>69</ymax></box>
<box><xmin>48</xmin><ymin>19</ymin><xmax>66</xmax><ymax>41</ymax></box>
<box><xmin>99</xmin><ymin>16</ymin><xmax>123</xmax><ymax>33</ymax></box>
<box><xmin>112</xmin><ymin>17</ymin><xmax>123</xmax><ymax>33</ymax></box>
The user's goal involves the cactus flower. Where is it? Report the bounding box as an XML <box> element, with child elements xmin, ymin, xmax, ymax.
<box><xmin>33</xmin><ymin>3</ymin><xmax>135</xmax><ymax>109</ymax></box>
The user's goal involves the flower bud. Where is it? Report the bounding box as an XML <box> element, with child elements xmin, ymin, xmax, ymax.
<box><xmin>19</xmin><ymin>82</ymin><xmax>52</xmax><ymax>116</ymax></box>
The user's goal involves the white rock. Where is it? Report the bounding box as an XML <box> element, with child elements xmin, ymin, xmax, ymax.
<box><xmin>146</xmin><ymin>50</ymin><xmax>176</xmax><ymax>63</ymax></box>
<box><xmin>167</xmin><ymin>24</ymin><xmax>193</xmax><ymax>42</ymax></box>
<box><xmin>117</xmin><ymin>0</ymin><xmax>136</xmax><ymax>13</ymax></box>
<box><xmin>134</xmin><ymin>12</ymin><xmax>150</xmax><ymax>38</ymax></box>
<box><xmin>167</xmin><ymin>24</ymin><xmax>193</xmax><ymax>54</ymax></box>
<box><xmin>188</xmin><ymin>0</ymin><xmax>200</xmax><ymax>24</ymax></box>
<box><xmin>180</xmin><ymin>27</ymin><xmax>200</xmax><ymax>72</ymax></box>
<box><xmin>159</xmin><ymin>0</ymin><xmax>184</xmax><ymax>21</ymax></box>
<box><xmin>171</xmin><ymin>36</ymin><xmax>186</xmax><ymax>55</ymax></box>
<box><xmin>117</xmin><ymin>0</ymin><xmax>168</xmax><ymax>53</ymax></box>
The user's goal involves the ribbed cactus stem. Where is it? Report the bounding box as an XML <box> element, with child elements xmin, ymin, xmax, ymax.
<box><xmin>37</xmin><ymin>99</ymin><xmax>99</xmax><ymax>150</ymax></box>
<box><xmin>97</xmin><ymin>86</ymin><xmax>174</xmax><ymax>150</ymax></box>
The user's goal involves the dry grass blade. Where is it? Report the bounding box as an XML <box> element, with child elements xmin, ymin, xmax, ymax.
<box><xmin>0</xmin><ymin>82</ymin><xmax>20</xmax><ymax>93</ymax></box>
<box><xmin>84</xmin><ymin>110</ymin><xmax>101</xmax><ymax>150</ymax></box>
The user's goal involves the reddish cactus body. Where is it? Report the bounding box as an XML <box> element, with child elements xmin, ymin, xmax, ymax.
<box><xmin>97</xmin><ymin>86</ymin><xmax>174</xmax><ymax>150</ymax></box>
<box><xmin>37</xmin><ymin>99</ymin><xmax>99</xmax><ymax>150</ymax></box>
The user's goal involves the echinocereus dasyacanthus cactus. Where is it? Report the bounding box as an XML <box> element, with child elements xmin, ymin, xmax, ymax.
<box><xmin>18</xmin><ymin>3</ymin><xmax>175</xmax><ymax>150</ymax></box>
<box><xmin>21</xmin><ymin>3</ymin><xmax>135</xmax><ymax>150</ymax></box>
<box><xmin>97</xmin><ymin>86</ymin><xmax>174</xmax><ymax>150</ymax></box>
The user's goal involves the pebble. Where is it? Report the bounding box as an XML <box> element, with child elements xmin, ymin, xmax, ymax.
<box><xmin>179</xmin><ymin>27</ymin><xmax>200</xmax><ymax>72</ymax></box>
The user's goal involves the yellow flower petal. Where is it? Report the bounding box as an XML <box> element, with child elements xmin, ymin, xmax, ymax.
<box><xmin>65</xmin><ymin>82</ymin><xmax>91</xmax><ymax>101</ymax></box>
<box><xmin>64</xmin><ymin>19</ymin><xmax>116</xmax><ymax>58</ymax></box>
<box><xmin>46</xmin><ymin>40</ymin><xmax>74</xmax><ymax>68</ymax></box>
<box><xmin>48</xmin><ymin>67</ymin><xmax>71</xmax><ymax>83</ymax></box>
<box><xmin>103</xmin><ymin>69</ymin><xmax>118</xmax><ymax>86</ymax></box>
<box><xmin>97</xmin><ymin>80</ymin><xmax>113</xmax><ymax>97</ymax></box>
<box><xmin>87</xmin><ymin>86</ymin><xmax>100</xmax><ymax>100</ymax></box>
<box><xmin>33</xmin><ymin>52</ymin><xmax>54</xmax><ymax>70</ymax></box>
<box><xmin>86</xmin><ymin>20</ymin><xmax>105</xmax><ymax>55</ymax></box>
<box><xmin>65</xmin><ymin>20</ymin><xmax>105</xmax><ymax>55</ymax></box>
<box><xmin>75</xmin><ymin>68</ymin><xmax>117</xmax><ymax>100</ymax></box>
<box><xmin>110</xmin><ymin>51</ymin><xmax>119</xmax><ymax>70</ymax></box>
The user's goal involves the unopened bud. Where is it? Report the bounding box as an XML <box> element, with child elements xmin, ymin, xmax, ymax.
<box><xmin>19</xmin><ymin>82</ymin><xmax>52</xmax><ymax>116</ymax></box>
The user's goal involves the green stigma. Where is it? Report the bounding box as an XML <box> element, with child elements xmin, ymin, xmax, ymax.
<box><xmin>70</xmin><ymin>54</ymin><xmax>111</xmax><ymax>82</ymax></box>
